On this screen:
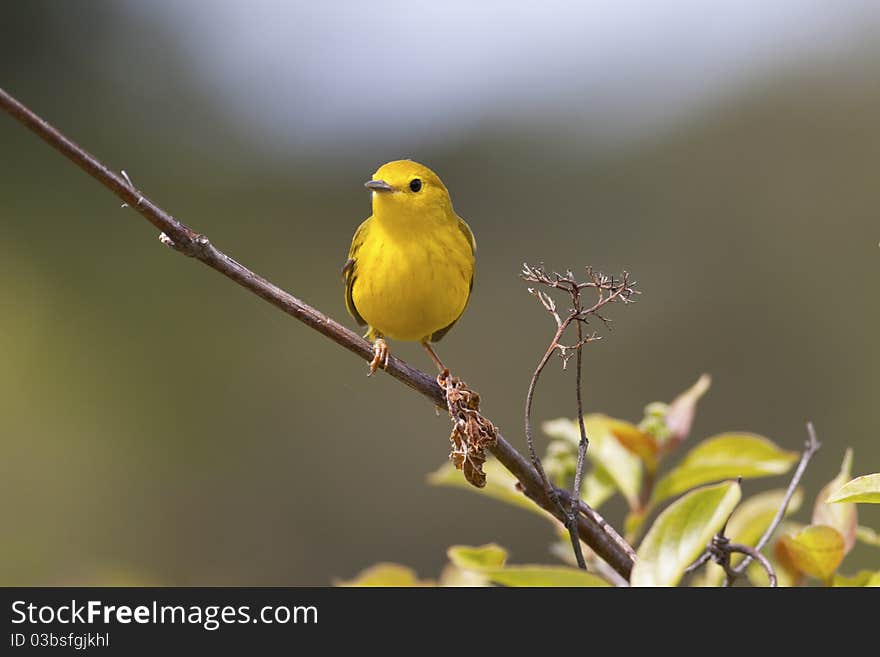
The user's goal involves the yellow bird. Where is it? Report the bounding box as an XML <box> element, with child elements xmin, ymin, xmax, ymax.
<box><xmin>342</xmin><ymin>160</ymin><xmax>476</xmax><ymax>375</ymax></box>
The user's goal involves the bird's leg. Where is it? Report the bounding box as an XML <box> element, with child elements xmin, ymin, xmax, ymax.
<box><xmin>368</xmin><ymin>336</ymin><xmax>389</xmax><ymax>376</ymax></box>
<box><xmin>423</xmin><ymin>341</ymin><xmax>449</xmax><ymax>415</ymax></box>
<box><xmin>422</xmin><ymin>341</ymin><xmax>447</xmax><ymax>374</ymax></box>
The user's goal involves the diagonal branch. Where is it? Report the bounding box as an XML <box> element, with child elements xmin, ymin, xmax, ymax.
<box><xmin>0</xmin><ymin>86</ymin><xmax>636</xmax><ymax>580</ymax></box>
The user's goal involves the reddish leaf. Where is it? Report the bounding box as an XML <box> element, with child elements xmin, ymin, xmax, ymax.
<box><xmin>664</xmin><ymin>374</ymin><xmax>711</xmax><ymax>448</ymax></box>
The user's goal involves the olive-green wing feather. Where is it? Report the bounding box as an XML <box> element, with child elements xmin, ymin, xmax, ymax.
<box><xmin>342</xmin><ymin>217</ymin><xmax>372</xmax><ymax>326</ymax></box>
<box><xmin>430</xmin><ymin>214</ymin><xmax>476</xmax><ymax>343</ymax></box>
<box><xmin>457</xmin><ymin>214</ymin><xmax>476</xmax><ymax>254</ymax></box>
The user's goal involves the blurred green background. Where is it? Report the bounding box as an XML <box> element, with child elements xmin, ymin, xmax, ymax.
<box><xmin>2</xmin><ymin>1</ymin><xmax>878</xmax><ymax>585</ymax></box>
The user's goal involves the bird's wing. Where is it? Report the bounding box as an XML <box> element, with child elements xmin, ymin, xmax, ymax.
<box><xmin>457</xmin><ymin>214</ymin><xmax>476</xmax><ymax>254</ymax></box>
<box><xmin>430</xmin><ymin>214</ymin><xmax>476</xmax><ymax>343</ymax></box>
<box><xmin>341</xmin><ymin>217</ymin><xmax>371</xmax><ymax>326</ymax></box>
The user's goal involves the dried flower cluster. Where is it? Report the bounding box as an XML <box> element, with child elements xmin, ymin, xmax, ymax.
<box><xmin>437</xmin><ymin>369</ymin><xmax>498</xmax><ymax>488</ymax></box>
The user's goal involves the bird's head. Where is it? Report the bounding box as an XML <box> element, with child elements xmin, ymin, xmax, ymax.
<box><xmin>365</xmin><ymin>160</ymin><xmax>453</xmax><ymax>222</ymax></box>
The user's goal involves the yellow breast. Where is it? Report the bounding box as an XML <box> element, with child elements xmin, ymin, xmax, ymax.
<box><xmin>353</xmin><ymin>217</ymin><xmax>473</xmax><ymax>342</ymax></box>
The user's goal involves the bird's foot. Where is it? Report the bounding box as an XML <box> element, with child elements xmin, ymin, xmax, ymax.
<box><xmin>368</xmin><ymin>337</ymin><xmax>389</xmax><ymax>376</ymax></box>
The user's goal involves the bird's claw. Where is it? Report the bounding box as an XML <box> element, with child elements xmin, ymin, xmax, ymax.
<box><xmin>368</xmin><ymin>338</ymin><xmax>389</xmax><ymax>376</ymax></box>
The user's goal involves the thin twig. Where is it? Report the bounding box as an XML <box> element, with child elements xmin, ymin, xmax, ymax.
<box><xmin>729</xmin><ymin>421</ymin><xmax>821</xmax><ymax>579</ymax></box>
<box><xmin>0</xmin><ymin>86</ymin><xmax>638</xmax><ymax>580</ymax></box>
<box><xmin>562</xmin><ymin>514</ymin><xmax>587</xmax><ymax>570</ymax></box>
<box><xmin>726</xmin><ymin>543</ymin><xmax>777</xmax><ymax>587</ymax></box>
<box><xmin>522</xmin><ymin>265</ymin><xmax>637</xmax><ymax>571</ymax></box>
<box><xmin>683</xmin><ymin>551</ymin><xmax>712</xmax><ymax>575</ymax></box>
<box><xmin>524</xmin><ymin>322</ymin><xmax>568</xmax><ymax>499</ymax></box>
<box><xmin>523</xmin><ymin>321</ymin><xmax>586</xmax><ymax>567</ymax></box>
<box><xmin>569</xmin><ymin>318</ymin><xmax>589</xmax><ymax>570</ymax></box>
<box><xmin>685</xmin><ymin>424</ymin><xmax>820</xmax><ymax>587</ymax></box>
<box><xmin>568</xmin><ymin>298</ymin><xmax>590</xmax><ymax>568</ymax></box>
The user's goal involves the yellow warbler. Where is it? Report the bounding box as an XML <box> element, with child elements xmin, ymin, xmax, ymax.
<box><xmin>342</xmin><ymin>160</ymin><xmax>476</xmax><ymax>374</ymax></box>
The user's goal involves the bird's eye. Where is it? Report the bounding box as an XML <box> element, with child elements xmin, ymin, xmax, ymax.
<box><xmin>409</xmin><ymin>178</ymin><xmax>422</xmax><ymax>192</ymax></box>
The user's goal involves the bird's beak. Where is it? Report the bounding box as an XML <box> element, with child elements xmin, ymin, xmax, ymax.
<box><xmin>364</xmin><ymin>179</ymin><xmax>394</xmax><ymax>193</ymax></box>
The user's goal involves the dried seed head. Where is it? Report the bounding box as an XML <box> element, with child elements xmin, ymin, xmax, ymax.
<box><xmin>437</xmin><ymin>370</ymin><xmax>498</xmax><ymax>488</ymax></box>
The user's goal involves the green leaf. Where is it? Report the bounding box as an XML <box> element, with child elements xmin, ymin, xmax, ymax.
<box><xmin>639</xmin><ymin>402</ymin><xmax>672</xmax><ymax>444</ymax></box>
<box><xmin>828</xmin><ymin>473</ymin><xmax>880</xmax><ymax>505</ymax></box>
<box><xmin>651</xmin><ymin>433</ymin><xmax>797</xmax><ymax>507</ymax></box>
<box><xmin>438</xmin><ymin>564</ymin><xmax>491</xmax><ymax>587</ymax></box>
<box><xmin>726</xmin><ymin>488</ymin><xmax>804</xmax><ymax>549</ymax></box>
<box><xmin>856</xmin><ymin>525</ymin><xmax>880</xmax><ymax>547</ymax></box>
<box><xmin>777</xmin><ymin>525</ymin><xmax>845</xmax><ymax>582</ymax></box>
<box><xmin>428</xmin><ymin>459</ymin><xmax>544</xmax><ymax>516</ymax></box>
<box><xmin>624</xmin><ymin>509</ymin><xmax>648</xmax><ymax>543</ymax></box>
<box><xmin>631</xmin><ymin>480</ymin><xmax>742</xmax><ymax>587</ymax></box>
<box><xmin>484</xmin><ymin>566</ymin><xmax>610</xmax><ymax>587</ymax></box>
<box><xmin>581</xmin><ymin>465</ymin><xmax>617</xmax><ymax>509</ymax></box>
<box><xmin>813</xmin><ymin>450</ymin><xmax>857</xmax><ymax>553</ymax></box>
<box><xmin>448</xmin><ymin>544</ymin><xmax>609</xmax><ymax>587</ymax></box>
<box><xmin>696</xmin><ymin>487</ymin><xmax>803</xmax><ymax>587</ymax></box>
<box><xmin>447</xmin><ymin>544</ymin><xmax>508</xmax><ymax>570</ymax></box>
<box><xmin>542</xmin><ymin>439</ymin><xmax>580</xmax><ymax>488</ymax></box>
<box><xmin>544</xmin><ymin>415</ymin><xmax>643</xmax><ymax>510</ymax></box>
<box><xmin>336</xmin><ymin>563</ymin><xmax>434</xmax><ymax>587</ymax></box>
<box><xmin>832</xmin><ymin>570</ymin><xmax>880</xmax><ymax>587</ymax></box>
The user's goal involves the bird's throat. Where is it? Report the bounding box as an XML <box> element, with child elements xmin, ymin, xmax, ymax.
<box><xmin>371</xmin><ymin>200</ymin><xmax>449</xmax><ymax>241</ymax></box>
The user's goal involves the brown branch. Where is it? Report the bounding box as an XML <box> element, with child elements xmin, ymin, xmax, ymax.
<box><xmin>0</xmin><ymin>86</ymin><xmax>637</xmax><ymax>580</ymax></box>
